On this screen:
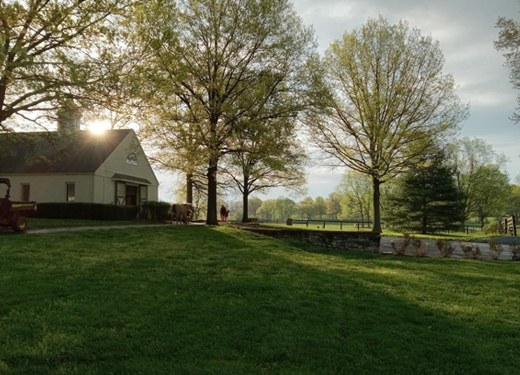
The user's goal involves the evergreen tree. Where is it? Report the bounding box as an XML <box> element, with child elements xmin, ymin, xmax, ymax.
<box><xmin>386</xmin><ymin>157</ymin><xmax>464</xmax><ymax>234</ymax></box>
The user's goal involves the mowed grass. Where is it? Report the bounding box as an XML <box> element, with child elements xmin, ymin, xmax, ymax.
<box><xmin>0</xmin><ymin>226</ymin><xmax>519</xmax><ymax>375</ymax></box>
<box><xmin>265</xmin><ymin>222</ymin><xmax>493</xmax><ymax>241</ymax></box>
<box><xmin>26</xmin><ymin>218</ymin><xmax>154</xmax><ymax>230</ymax></box>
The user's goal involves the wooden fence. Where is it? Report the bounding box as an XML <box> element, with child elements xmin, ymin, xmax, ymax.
<box><xmin>286</xmin><ymin>219</ymin><xmax>383</xmax><ymax>231</ymax></box>
<box><xmin>502</xmin><ymin>215</ymin><xmax>517</xmax><ymax>236</ymax></box>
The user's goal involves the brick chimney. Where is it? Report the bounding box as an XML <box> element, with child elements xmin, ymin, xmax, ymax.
<box><xmin>57</xmin><ymin>99</ymin><xmax>82</xmax><ymax>135</ymax></box>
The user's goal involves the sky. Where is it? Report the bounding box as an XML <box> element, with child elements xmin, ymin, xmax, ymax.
<box><xmin>155</xmin><ymin>0</ymin><xmax>520</xmax><ymax>203</ymax></box>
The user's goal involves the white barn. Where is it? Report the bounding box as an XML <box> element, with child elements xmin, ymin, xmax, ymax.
<box><xmin>0</xmin><ymin>129</ymin><xmax>159</xmax><ymax>206</ymax></box>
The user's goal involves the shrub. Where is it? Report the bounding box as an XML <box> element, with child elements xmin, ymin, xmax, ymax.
<box><xmin>141</xmin><ymin>201</ymin><xmax>171</xmax><ymax>221</ymax></box>
<box><xmin>35</xmin><ymin>202</ymin><xmax>139</xmax><ymax>220</ymax></box>
<box><xmin>511</xmin><ymin>241</ymin><xmax>520</xmax><ymax>261</ymax></box>
<box><xmin>411</xmin><ymin>237</ymin><xmax>428</xmax><ymax>257</ymax></box>
<box><xmin>436</xmin><ymin>239</ymin><xmax>455</xmax><ymax>258</ymax></box>
<box><xmin>483</xmin><ymin>222</ymin><xmax>503</xmax><ymax>235</ymax></box>
<box><xmin>470</xmin><ymin>245</ymin><xmax>482</xmax><ymax>260</ymax></box>
<box><xmin>458</xmin><ymin>242</ymin><xmax>473</xmax><ymax>259</ymax></box>
<box><xmin>488</xmin><ymin>240</ymin><xmax>504</xmax><ymax>261</ymax></box>
<box><xmin>391</xmin><ymin>233</ymin><xmax>411</xmax><ymax>256</ymax></box>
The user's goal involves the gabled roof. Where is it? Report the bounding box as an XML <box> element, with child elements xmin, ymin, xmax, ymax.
<box><xmin>0</xmin><ymin>130</ymin><xmax>132</xmax><ymax>174</ymax></box>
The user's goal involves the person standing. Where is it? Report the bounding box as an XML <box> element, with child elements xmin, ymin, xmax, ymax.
<box><xmin>220</xmin><ymin>205</ymin><xmax>227</xmax><ymax>222</ymax></box>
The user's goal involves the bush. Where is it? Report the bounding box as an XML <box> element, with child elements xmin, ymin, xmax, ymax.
<box><xmin>35</xmin><ymin>202</ymin><xmax>139</xmax><ymax>220</ymax></box>
<box><xmin>483</xmin><ymin>222</ymin><xmax>503</xmax><ymax>235</ymax></box>
<box><xmin>458</xmin><ymin>242</ymin><xmax>473</xmax><ymax>259</ymax></box>
<box><xmin>511</xmin><ymin>242</ymin><xmax>520</xmax><ymax>261</ymax></box>
<box><xmin>436</xmin><ymin>240</ymin><xmax>455</xmax><ymax>258</ymax></box>
<box><xmin>488</xmin><ymin>240</ymin><xmax>504</xmax><ymax>261</ymax></box>
<box><xmin>470</xmin><ymin>244</ymin><xmax>482</xmax><ymax>260</ymax></box>
<box><xmin>391</xmin><ymin>233</ymin><xmax>411</xmax><ymax>256</ymax></box>
<box><xmin>411</xmin><ymin>237</ymin><xmax>428</xmax><ymax>257</ymax></box>
<box><xmin>141</xmin><ymin>201</ymin><xmax>171</xmax><ymax>221</ymax></box>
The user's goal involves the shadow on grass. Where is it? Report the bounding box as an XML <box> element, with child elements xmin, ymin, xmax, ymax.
<box><xmin>0</xmin><ymin>226</ymin><xmax>519</xmax><ymax>375</ymax></box>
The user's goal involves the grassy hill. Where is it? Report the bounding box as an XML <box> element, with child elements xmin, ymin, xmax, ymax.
<box><xmin>0</xmin><ymin>226</ymin><xmax>519</xmax><ymax>374</ymax></box>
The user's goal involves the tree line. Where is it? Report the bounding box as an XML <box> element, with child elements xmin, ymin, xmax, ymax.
<box><xmin>233</xmin><ymin>135</ymin><xmax>519</xmax><ymax>234</ymax></box>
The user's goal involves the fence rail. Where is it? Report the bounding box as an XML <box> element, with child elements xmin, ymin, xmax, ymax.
<box><xmin>261</xmin><ymin>218</ymin><xmax>483</xmax><ymax>234</ymax></box>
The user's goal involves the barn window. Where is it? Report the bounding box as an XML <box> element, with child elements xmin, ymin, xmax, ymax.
<box><xmin>126</xmin><ymin>153</ymin><xmax>138</xmax><ymax>166</ymax></box>
<box><xmin>21</xmin><ymin>184</ymin><xmax>30</xmax><ymax>201</ymax></box>
<box><xmin>66</xmin><ymin>183</ymin><xmax>76</xmax><ymax>202</ymax></box>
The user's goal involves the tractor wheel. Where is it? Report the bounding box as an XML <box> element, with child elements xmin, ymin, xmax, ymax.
<box><xmin>11</xmin><ymin>215</ymin><xmax>27</xmax><ymax>232</ymax></box>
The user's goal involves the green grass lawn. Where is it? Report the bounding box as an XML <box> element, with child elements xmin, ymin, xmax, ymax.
<box><xmin>27</xmin><ymin>218</ymin><xmax>156</xmax><ymax>230</ymax></box>
<box><xmin>1</xmin><ymin>226</ymin><xmax>519</xmax><ymax>374</ymax></box>
<box><xmin>264</xmin><ymin>222</ymin><xmax>494</xmax><ymax>241</ymax></box>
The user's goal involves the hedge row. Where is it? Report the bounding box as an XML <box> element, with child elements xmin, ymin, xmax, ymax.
<box><xmin>34</xmin><ymin>201</ymin><xmax>174</xmax><ymax>221</ymax></box>
<box><xmin>35</xmin><ymin>203</ymin><xmax>139</xmax><ymax>221</ymax></box>
<box><xmin>140</xmin><ymin>201</ymin><xmax>171</xmax><ymax>221</ymax></box>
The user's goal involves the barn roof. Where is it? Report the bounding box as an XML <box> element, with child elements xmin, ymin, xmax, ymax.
<box><xmin>0</xmin><ymin>130</ymin><xmax>132</xmax><ymax>174</ymax></box>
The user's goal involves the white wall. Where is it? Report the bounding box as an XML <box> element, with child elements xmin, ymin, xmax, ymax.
<box><xmin>94</xmin><ymin>130</ymin><xmax>159</xmax><ymax>202</ymax></box>
<box><xmin>0</xmin><ymin>174</ymin><xmax>94</xmax><ymax>202</ymax></box>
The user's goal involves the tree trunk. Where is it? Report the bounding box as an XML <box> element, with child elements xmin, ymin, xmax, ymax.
<box><xmin>242</xmin><ymin>179</ymin><xmax>249</xmax><ymax>223</ymax></box>
<box><xmin>372</xmin><ymin>177</ymin><xmax>382</xmax><ymax>233</ymax></box>
<box><xmin>206</xmin><ymin>155</ymin><xmax>219</xmax><ymax>225</ymax></box>
<box><xmin>186</xmin><ymin>173</ymin><xmax>193</xmax><ymax>205</ymax></box>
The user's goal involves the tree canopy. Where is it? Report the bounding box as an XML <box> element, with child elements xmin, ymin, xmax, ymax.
<box><xmin>496</xmin><ymin>9</ymin><xmax>520</xmax><ymax>123</ymax></box>
<box><xmin>0</xmin><ymin>0</ymin><xmax>128</xmax><ymax>132</ymax></box>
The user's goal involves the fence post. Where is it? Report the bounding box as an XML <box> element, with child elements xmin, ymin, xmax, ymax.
<box><xmin>466</xmin><ymin>226</ymin><xmax>469</xmax><ymax>235</ymax></box>
<box><xmin>306</xmin><ymin>220</ymin><xmax>309</xmax><ymax>227</ymax></box>
<box><xmin>323</xmin><ymin>221</ymin><xmax>326</xmax><ymax>229</ymax></box>
<box><xmin>340</xmin><ymin>221</ymin><xmax>343</xmax><ymax>231</ymax></box>
<box><xmin>513</xmin><ymin>216</ymin><xmax>517</xmax><ymax>237</ymax></box>
<box><xmin>357</xmin><ymin>222</ymin><xmax>360</xmax><ymax>231</ymax></box>
<box><xmin>505</xmin><ymin>218</ymin><xmax>508</xmax><ymax>235</ymax></box>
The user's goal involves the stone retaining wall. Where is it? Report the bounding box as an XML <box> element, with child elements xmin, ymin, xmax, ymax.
<box><xmin>239</xmin><ymin>226</ymin><xmax>381</xmax><ymax>253</ymax></box>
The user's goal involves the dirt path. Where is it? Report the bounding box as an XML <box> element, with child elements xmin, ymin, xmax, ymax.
<box><xmin>0</xmin><ymin>223</ymin><xmax>176</xmax><ymax>236</ymax></box>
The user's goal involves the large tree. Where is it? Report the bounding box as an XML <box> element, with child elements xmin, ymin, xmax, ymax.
<box><xmin>132</xmin><ymin>0</ymin><xmax>316</xmax><ymax>225</ymax></box>
<box><xmin>496</xmin><ymin>8</ymin><xmax>520</xmax><ymax>123</ymax></box>
<box><xmin>326</xmin><ymin>192</ymin><xmax>342</xmax><ymax>219</ymax></box>
<box><xmin>314</xmin><ymin>196</ymin><xmax>326</xmax><ymax>219</ymax></box>
<box><xmin>306</xmin><ymin>17</ymin><xmax>468</xmax><ymax>232</ymax></box>
<box><xmin>257</xmin><ymin>199</ymin><xmax>277</xmax><ymax>221</ymax></box>
<box><xmin>275</xmin><ymin>197</ymin><xmax>297</xmax><ymax>220</ymax></box>
<box><xmin>449</xmin><ymin>137</ymin><xmax>508</xmax><ymax>225</ymax></box>
<box><xmin>248</xmin><ymin>196</ymin><xmax>263</xmax><ymax>218</ymax></box>
<box><xmin>472</xmin><ymin>166</ymin><xmax>510</xmax><ymax>227</ymax></box>
<box><xmin>298</xmin><ymin>197</ymin><xmax>315</xmax><ymax>220</ymax></box>
<box><xmin>0</xmin><ymin>0</ymin><xmax>127</xmax><ymax>132</ymax></box>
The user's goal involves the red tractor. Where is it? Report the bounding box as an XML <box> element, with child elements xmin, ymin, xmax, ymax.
<box><xmin>0</xmin><ymin>178</ymin><xmax>37</xmax><ymax>232</ymax></box>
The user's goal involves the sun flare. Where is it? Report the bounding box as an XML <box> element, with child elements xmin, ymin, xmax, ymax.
<box><xmin>88</xmin><ymin>119</ymin><xmax>111</xmax><ymax>134</ymax></box>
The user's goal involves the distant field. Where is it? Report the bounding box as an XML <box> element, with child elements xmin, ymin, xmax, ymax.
<box><xmin>264</xmin><ymin>222</ymin><xmax>493</xmax><ymax>241</ymax></box>
<box><xmin>1</xmin><ymin>226</ymin><xmax>519</xmax><ymax>374</ymax></box>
